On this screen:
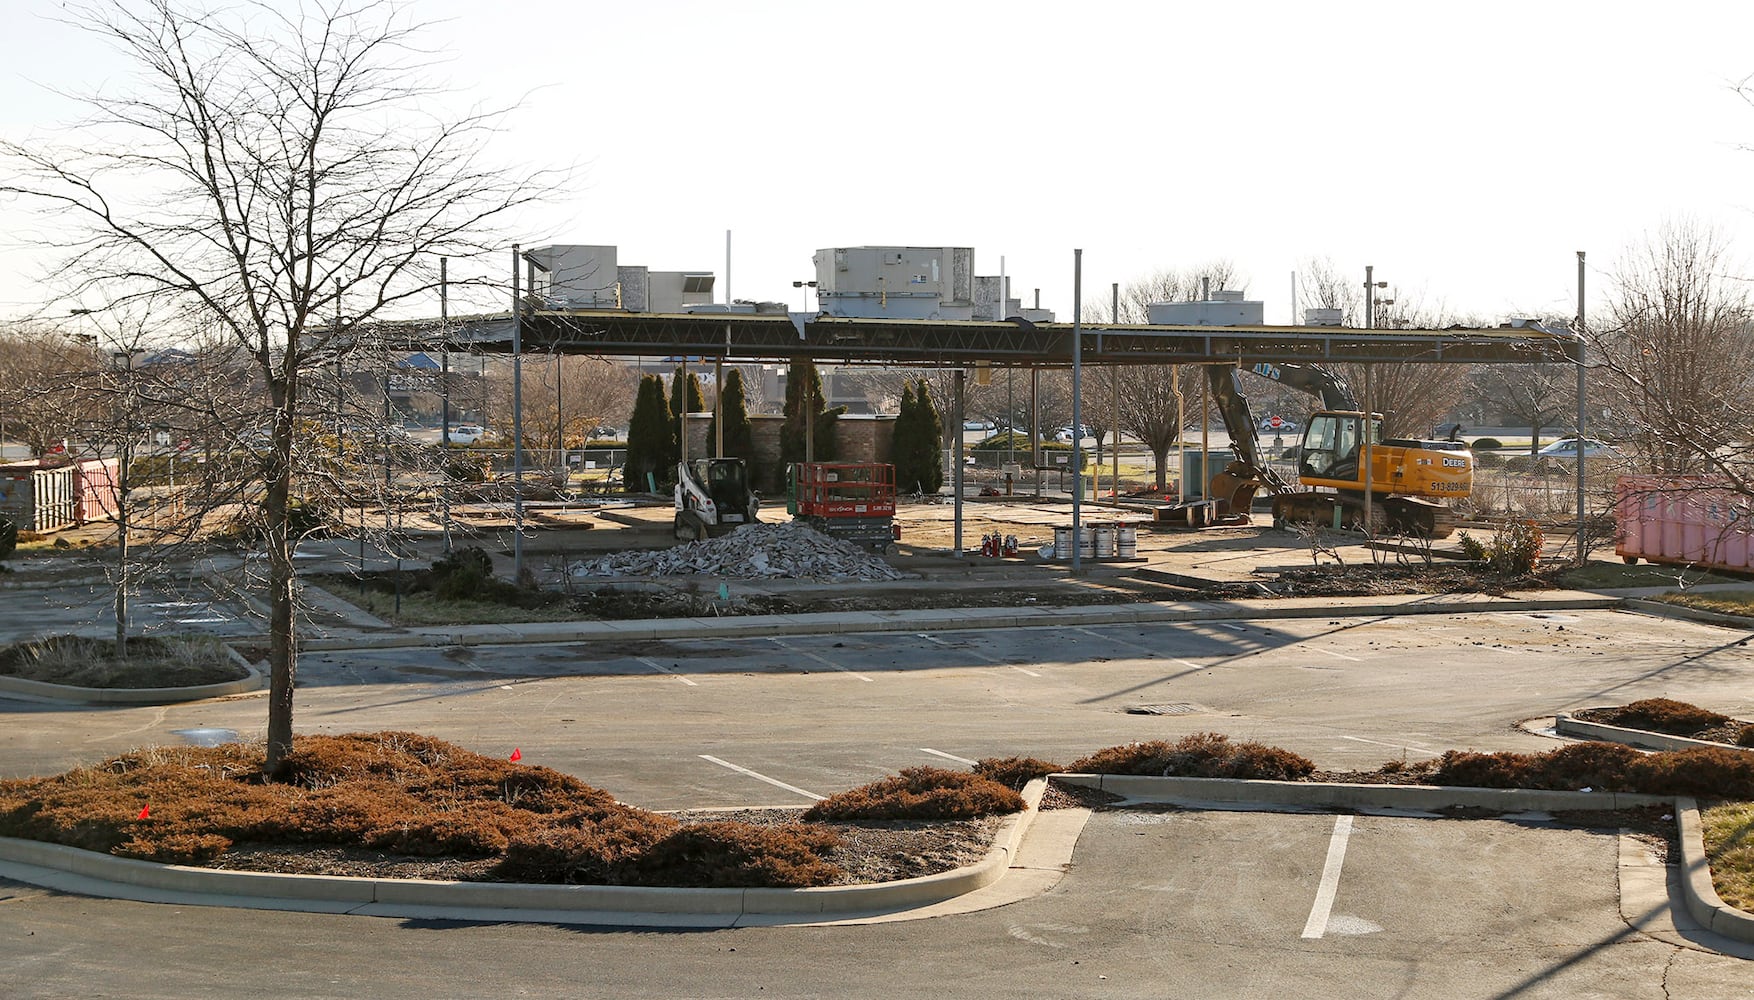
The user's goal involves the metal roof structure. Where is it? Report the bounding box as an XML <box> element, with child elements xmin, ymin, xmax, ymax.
<box><xmin>406</xmin><ymin>309</ymin><xmax>1582</xmax><ymax>367</ymax></box>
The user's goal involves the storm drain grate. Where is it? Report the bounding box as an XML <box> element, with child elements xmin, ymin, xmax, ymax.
<box><xmin>1124</xmin><ymin>703</ymin><xmax>1204</xmax><ymax>716</ymax></box>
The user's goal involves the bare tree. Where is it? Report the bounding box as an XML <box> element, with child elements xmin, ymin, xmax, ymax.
<box><xmin>485</xmin><ymin>353</ymin><xmax>638</xmax><ymax>451</ymax></box>
<box><xmin>1103</xmin><ymin>261</ymin><xmax>1242</xmax><ymax>488</ymax></box>
<box><xmin>1595</xmin><ymin>220</ymin><xmax>1754</xmax><ymax>480</ymax></box>
<box><xmin>2</xmin><ymin>0</ymin><xmax>562</xmax><ymax>775</ymax></box>
<box><xmin>1470</xmin><ymin>362</ymin><xmax>1575</xmax><ymax>454</ymax></box>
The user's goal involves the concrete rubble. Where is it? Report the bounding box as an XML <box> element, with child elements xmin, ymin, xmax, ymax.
<box><xmin>568</xmin><ymin>521</ymin><xmax>915</xmax><ymax>582</ymax></box>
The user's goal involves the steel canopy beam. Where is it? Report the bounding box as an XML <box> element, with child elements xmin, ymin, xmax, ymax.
<box><xmin>386</xmin><ymin>309</ymin><xmax>1581</xmax><ymax>367</ymax></box>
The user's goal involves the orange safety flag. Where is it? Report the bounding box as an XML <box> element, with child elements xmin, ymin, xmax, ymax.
<box><xmin>137</xmin><ymin>805</ymin><xmax>150</xmax><ymax>820</ymax></box>
<box><xmin>509</xmin><ymin>748</ymin><xmax>522</xmax><ymax>762</ymax></box>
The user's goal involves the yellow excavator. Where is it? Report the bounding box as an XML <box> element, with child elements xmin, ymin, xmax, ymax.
<box><xmin>1202</xmin><ymin>363</ymin><xmax>1471</xmax><ymax>537</ymax></box>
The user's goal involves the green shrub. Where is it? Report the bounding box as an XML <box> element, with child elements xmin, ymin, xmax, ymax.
<box><xmin>443</xmin><ymin>457</ymin><xmax>488</xmax><ymax>483</ymax></box>
<box><xmin>802</xmin><ymin>767</ymin><xmax>1025</xmax><ymax>821</ymax></box>
<box><xmin>0</xmin><ymin>515</ymin><xmax>20</xmax><ymax>560</ymax></box>
<box><xmin>1070</xmin><ymin>733</ymin><xmax>1316</xmax><ymax>781</ymax></box>
<box><xmin>973</xmin><ymin>756</ymin><xmax>1063</xmax><ymax>791</ymax></box>
<box><xmin>429</xmin><ymin>546</ymin><xmax>496</xmax><ymax>600</ymax></box>
<box><xmin>1470</xmin><ymin>438</ymin><xmax>1503</xmax><ymax>451</ymax></box>
<box><xmin>1457</xmin><ymin>520</ymin><xmax>1543</xmax><ymax>575</ymax></box>
<box><xmin>1505</xmin><ymin>456</ymin><xmax>1535</xmax><ymax>474</ymax></box>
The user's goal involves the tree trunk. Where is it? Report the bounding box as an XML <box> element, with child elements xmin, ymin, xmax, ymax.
<box><xmin>1154</xmin><ymin>445</ymin><xmax>1170</xmax><ymax>491</ymax></box>
<box><xmin>263</xmin><ymin>379</ymin><xmax>299</xmax><ymax>777</ymax></box>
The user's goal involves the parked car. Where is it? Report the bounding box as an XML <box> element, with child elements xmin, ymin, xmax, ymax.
<box><xmin>962</xmin><ymin>419</ymin><xmax>995</xmax><ymax>432</ymax></box>
<box><xmin>1257</xmin><ymin>416</ymin><xmax>1299</xmax><ymax>434</ymax></box>
<box><xmin>1053</xmin><ymin>424</ymin><xmax>1093</xmax><ymax>443</ymax></box>
<box><xmin>444</xmin><ymin>424</ymin><xmax>489</xmax><ymax>445</ymax></box>
<box><xmin>1536</xmin><ymin>436</ymin><xmax>1620</xmax><ymax>459</ymax></box>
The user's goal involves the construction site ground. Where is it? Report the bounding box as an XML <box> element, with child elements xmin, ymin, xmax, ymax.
<box><xmin>358</xmin><ymin>495</ymin><xmax>1558</xmax><ymax>619</ymax></box>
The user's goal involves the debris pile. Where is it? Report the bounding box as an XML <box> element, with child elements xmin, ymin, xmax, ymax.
<box><xmin>569</xmin><ymin>522</ymin><xmax>913</xmax><ymax>582</ymax></box>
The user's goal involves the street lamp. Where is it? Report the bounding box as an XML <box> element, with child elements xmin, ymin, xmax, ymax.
<box><xmin>792</xmin><ymin>280</ymin><xmax>818</xmax><ymax>312</ymax></box>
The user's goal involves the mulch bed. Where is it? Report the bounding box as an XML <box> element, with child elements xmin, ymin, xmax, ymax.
<box><xmin>203</xmin><ymin>809</ymin><xmax>1003</xmax><ymax>886</ymax></box>
<box><xmin>1573</xmin><ymin>706</ymin><xmax>1754</xmax><ymax>748</ymax></box>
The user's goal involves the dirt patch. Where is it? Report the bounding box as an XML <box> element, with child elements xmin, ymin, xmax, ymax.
<box><xmin>1207</xmin><ymin>563</ymin><xmax>1538</xmax><ymax>599</ymax></box>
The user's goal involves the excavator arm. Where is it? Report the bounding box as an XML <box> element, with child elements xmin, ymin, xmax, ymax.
<box><xmin>1203</xmin><ymin>362</ymin><xmax>1356</xmax><ymax>497</ymax></box>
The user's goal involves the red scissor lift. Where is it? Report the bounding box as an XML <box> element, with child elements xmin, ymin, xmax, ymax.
<box><xmin>788</xmin><ymin>462</ymin><xmax>899</xmax><ymax>553</ymax></box>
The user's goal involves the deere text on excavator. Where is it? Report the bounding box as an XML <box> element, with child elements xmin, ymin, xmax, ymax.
<box><xmin>1190</xmin><ymin>362</ymin><xmax>1471</xmax><ymax>538</ymax></box>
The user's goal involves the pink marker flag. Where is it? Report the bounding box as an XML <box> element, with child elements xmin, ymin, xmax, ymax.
<box><xmin>509</xmin><ymin>748</ymin><xmax>522</xmax><ymax>762</ymax></box>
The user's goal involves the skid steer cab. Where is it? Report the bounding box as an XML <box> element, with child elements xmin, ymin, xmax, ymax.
<box><xmin>674</xmin><ymin>458</ymin><xmax>760</xmax><ymax>542</ymax></box>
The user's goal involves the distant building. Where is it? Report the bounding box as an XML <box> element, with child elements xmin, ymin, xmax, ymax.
<box><xmin>522</xmin><ymin>244</ymin><xmax>715</xmax><ymax>313</ymax></box>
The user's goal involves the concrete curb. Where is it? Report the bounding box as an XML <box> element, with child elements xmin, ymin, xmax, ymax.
<box><xmin>1554</xmin><ymin>712</ymin><xmax>1754</xmax><ymax>754</ymax></box>
<box><xmin>0</xmin><ymin>644</ymin><xmax>264</xmax><ymax>705</ymax></box>
<box><xmin>1051</xmin><ymin>773</ymin><xmax>1671</xmax><ymax>813</ymax></box>
<box><xmin>1622</xmin><ymin>597</ymin><xmax>1754</xmax><ymax>632</ymax></box>
<box><xmin>0</xmin><ymin>779</ymin><xmax>1048</xmax><ymax>927</ymax></box>
<box><xmin>1677</xmin><ymin>796</ymin><xmax>1754</xmax><ymax>943</ymax></box>
<box><xmin>295</xmin><ymin>593</ymin><xmax>1625</xmax><ymax>652</ymax></box>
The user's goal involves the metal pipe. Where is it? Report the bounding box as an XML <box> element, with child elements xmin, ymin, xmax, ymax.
<box><xmin>1071</xmin><ymin>249</ymin><xmax>1084</xmax><ymax>576</ymax></box>
<box><xmin>1362</xmin><ymin>363</ymin><xmax>1373</xmax><ymax>534</ymax></box>
<box><xmin>953</xmin><ymin>368</ymin><xmax>965</xmax><ymax>556</ymax></box>
<box><xmin>1111</xmin><ymin>281</ymin><xmax>1120</xmax><ymax>507</ymax></box>
<box><xmin>512</xmin><ymin>244</ymin><xmax>524</xmax><ymax>583</ymax></box>
<box><xmin>1575</xmin><ymin>250</ymin><xmax>1588</xmax><ymax>564</ymax></box>
<box><xmin>439</xmin><ymin>257</ymin><xmax>451</xmax><ymax>551</ymax></box>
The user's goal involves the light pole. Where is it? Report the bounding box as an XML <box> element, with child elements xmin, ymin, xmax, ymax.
<box><xmin>1363</xmin><ymin>265</ymin><xmax>1388</xmax><ymax>330</ymax></box>
<box><xmin>792</xmin><ymin>280</ymin><xmax>818</xmax><ymax>313</ymax></box>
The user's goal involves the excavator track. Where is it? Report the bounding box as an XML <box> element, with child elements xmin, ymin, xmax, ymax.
<box><xmin>1271</xmin><ymin>494</ymin><xmax>1458</xmax><ymax>539</ymax></box>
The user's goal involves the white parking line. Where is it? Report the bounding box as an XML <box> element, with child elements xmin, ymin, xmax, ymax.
<box><xmin>920</xmin><ymin>747</ymin><xmax>979</xmax><ymax>766</ymax></box>
<box><xmin>918</xmin><ymin>633</ymin><xmax>1006</xmax><ymax>666</ymax></box>
<box><xmin>1074</xmin><ymin>626</ymin><xmax>1160</xmax><ymax>658</ymax></box>
<box><xmin>636</xmin><ymin>657</ymin><xmax>698</xmax><ymax>687</ymax></box>
<box><xmin>698</xmin><ymin>755</ymin><xmax>825</xmax><ymax>801</ymax></box>
<box><xmin>1219</xmin><ymin>623</ymin><xmax>1247</xmax><ymax>632</ymax></box>
<box><xmin>1301</xmin><ymin>815</ymin><xmax>1355</xmax><ymax>940</ymax></box>
<box><xmin>1341</xmin><ymin>735</ymin><xmax>1438</xmax><ymax>755</ymax></box>
<box><xmin>768</xmin><ymin>638</ymin><xmax>874</xmax><ymax>682</ymax></box>
<box><xmin>1308</xmin><ymin>646</ymin><xmax>1362</xmax><ymax>662</ymax></box>
<box><xmin>1010</xmin><ymin>665</ymin><xmax>1042</xmax><ymax>678</ymax></box>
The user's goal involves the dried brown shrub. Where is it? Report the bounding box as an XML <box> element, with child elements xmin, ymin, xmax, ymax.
<box><xmin>973</xmin><ymin>756</ymin><xmax>1063</xmax><ymax>791</ymax></box>
<box><xmin>1069</xmin><ymin>733</ymin><xmax>1315</xmax><ymax>781</ymax></box>
<box><xmin>1432</xmin><ymin>742</ymin><xmax>1754</xmax><ymax>797</ymax></box>
<box><xmin>1628</xmin><ymin>747</ymin><xmax>1754</xmax><ymax>798</ymax></box>
<box><xmin>1738</xmin><ymin>729</ymin><xmax>1754</xmax><ymax>749</ymax></box>
<box><xmin>802</xmin><ymin>767</ymin><xmax>1025</xmax><ymax>822</ymax></box>
<box><xmin>496</xmin><ymin>808</ymin><xmax>680</xmax><ymax>884</ymax></box>
<box><xmin>625</xmin><ymin>821</ymin><xmax>844</xmax><ymax>888</ymax></box>
<box><xmin>1600</xmin><ymin>699</ymin><xmax>1731</xmax><ymax>737</ymax></box>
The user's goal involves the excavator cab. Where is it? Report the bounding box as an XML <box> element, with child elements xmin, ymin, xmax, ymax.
<box><xmin>1297</xmin><ymin>411</ymin><xmax>1381</xmax><ymax>487</ymax></box>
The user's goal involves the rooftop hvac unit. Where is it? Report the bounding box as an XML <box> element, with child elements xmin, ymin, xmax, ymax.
<box><xmin>1304</xmin><ymin>308</ymin><xmax>1344</xmax><ymax>327</ymax></box>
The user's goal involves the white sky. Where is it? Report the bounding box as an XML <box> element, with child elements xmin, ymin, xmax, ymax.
<box><xmin>3</xmin><ymin>0</ymin><xmax>1752</xmax><ymax>326</ymax></box>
